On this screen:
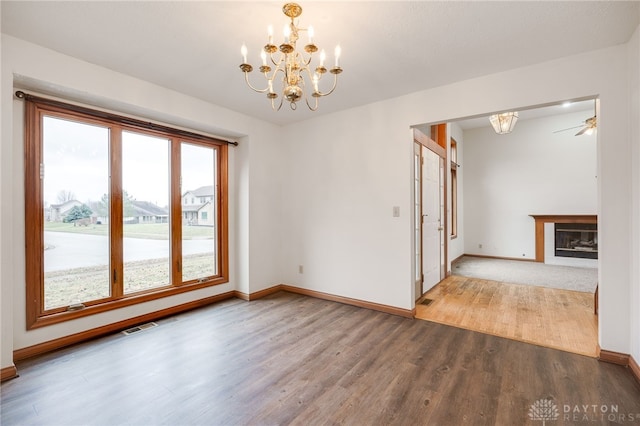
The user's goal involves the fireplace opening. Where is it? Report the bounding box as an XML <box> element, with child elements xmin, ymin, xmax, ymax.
<box><xmin>554</xmin><ymin>223</ymin><xmax>598</xmax><ymax>259</ymax></box>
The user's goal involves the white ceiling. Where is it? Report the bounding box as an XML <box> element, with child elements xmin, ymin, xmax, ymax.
<box><xmin>2</xmin><ymin>1</ymin><xmax>638</xmax><ymax>126</ymax></box>
<box><xmin>455</xmin><ymin>99</ymin><xmax>595</xmax><ymax>131</ymax></box>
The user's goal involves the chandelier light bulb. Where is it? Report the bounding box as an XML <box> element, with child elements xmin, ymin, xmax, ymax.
<box><xmin>260</xmin><ymin>50</ymin><xmax>267</xmax><ymax>66</ymax></box>
<box><xmin>268</xmin><ymin>25</ymin><xmax>274</xmax><ymax>44</ymax></box>
<box><xmin>308</xmin><ymin>26</ymin><xmax>314</xmax><ymax>44</ymax></box>
<box><xmin>334</xmin><ymin>45</ymin><xmax>341</xmax><ymax>67</ymax></box>
<box><xmin>241</xmin><ymin>44</ymin><xmax>248</xmax><ymax>63</ymax></box>
<box><xmin>283</xmin><ymin>25</ymin><xmax>290</xmax><ymax>43</ymax></box>
<box><xmin>320</xmin><ymin>49</ymin><xmax>326</xmax><ymax>67</ymax></box>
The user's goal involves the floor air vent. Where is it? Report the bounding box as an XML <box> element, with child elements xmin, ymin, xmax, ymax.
<box><xmin>122</xmin><ymin>322</ymin><xmax>158</xmax><ymax>335</ymax></box>
<box><xmin>420</xmin><ymin>298</ymin><xmax>434</xmax><ymax>306</ymax></box>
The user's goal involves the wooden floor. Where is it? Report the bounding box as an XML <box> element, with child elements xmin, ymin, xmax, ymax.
<box><xmin>2</xmin><ymin>291</ymin><xmax>639</xmax><ymax>425</ymax></box>
<box><xmin>416</xmin><ymin>275</ymin><xmax>598</xmax><ymax>357</ymax></box>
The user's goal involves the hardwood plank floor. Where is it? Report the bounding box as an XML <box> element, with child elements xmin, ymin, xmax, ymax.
<box><xmin>416</xmin><ymin>275</ymin><xmax>598</xmax><ymax>357</ymax></box>
<box><xmin>2</xmin><ymin>291</ymin><xmax>638</xmax><ymax>425</ymax></box>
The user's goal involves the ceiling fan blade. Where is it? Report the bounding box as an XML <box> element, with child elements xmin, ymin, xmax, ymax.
<box><xmin>553</xmin><ymin>125</ymin><xmax>583</xmax><ymax>133</ymax></box>
<box><xmin>575</xmin><ymin>127</ymin><xmax>589</xmax><ymax>136</ymax></box>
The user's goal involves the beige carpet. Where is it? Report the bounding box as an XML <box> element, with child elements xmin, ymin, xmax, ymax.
<box><xmin>452</xmin><ymin>256</ymin><xmax>598</xmax><ymax>293</ymax></box>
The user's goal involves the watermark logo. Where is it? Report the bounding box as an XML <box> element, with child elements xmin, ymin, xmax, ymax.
<box><xmin>563</xmin><ymin>404</ymin><xmax>639</xmax><ymax>423</ymax></box>
<box><xmin>529</xmin><ymin>399</ymin><xmax>560</xmax><ymax>425</ymax></box>
<box><xmin>527</xmin><ymin>399</ymin><xmax>640</xmax><ymax>423</ymax></box>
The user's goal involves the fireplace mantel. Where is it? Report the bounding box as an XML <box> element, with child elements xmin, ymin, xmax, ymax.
<box><xmin>530</xmin><ymin>215</ymin><xmax>597</xmax><ymax>262</ymax></box>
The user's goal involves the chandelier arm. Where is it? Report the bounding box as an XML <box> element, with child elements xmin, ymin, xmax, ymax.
<box><xmin>273</xmin><ymin>66</ymin><xmax>286</xmax><ymax>87</ymax></box>
<box><xmin>313</xmin><ymin>72</ymin><xmax>339</xmax><ymax>97</ymax></box>
<box><xmin>300</xmin><ymin>52</ymin><xmax>313</xmax><ymax>67</ymax></box>
<box><xmin>270</xmin><ymin>52</ymin><xmax>284</xmax><ymax>67</ymax></box>
<box><xmin>305</xmin><ymin>94</ymin><xmax>319</xmax><ymax>111</ymax></box>
<box><xmin>243</xmin><ymin>72</ymin><xmax>270</xmax><ymax>93</ymax></box>
<box><xmin>269</xmin><ymin>94</ymin><xmax>284</xmax><ymax>111</ymax></box>
<box><xmin>302</xmin><ymin>66</ymin><xmax>320</xmax><ymax>96</ymax></box>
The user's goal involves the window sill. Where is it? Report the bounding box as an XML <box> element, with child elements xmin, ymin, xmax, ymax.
<box><xmin>28</xmin><ymin>277</ymin><xmax>228</xmax><ymax>330</ymax></box>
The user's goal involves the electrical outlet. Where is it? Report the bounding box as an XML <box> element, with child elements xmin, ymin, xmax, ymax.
<box><xmin>298</xmin><ymin>265</ymin><xmax>304</xmax><ymax>274</ymax></box>
<box><xmin>478</xmin><ymin>243</ymin><xmax>483</xmax><ymax>249</ymax></box>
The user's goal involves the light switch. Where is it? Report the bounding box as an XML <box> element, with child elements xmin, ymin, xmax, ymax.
<box><xmin>393</xmin><ymin>206</ymin><xmax>400</xmax><ymax>217</ymax></box>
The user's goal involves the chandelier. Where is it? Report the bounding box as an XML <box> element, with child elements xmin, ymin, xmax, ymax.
<box><xmin>489</xmin><ymin>112</ymin><xmax>519</xmax><ymax>134</ymax></box>
<box><xmin>239</xmin><ymin>3</ymin><xmax>342</xmax><ymax>111</ymax></box>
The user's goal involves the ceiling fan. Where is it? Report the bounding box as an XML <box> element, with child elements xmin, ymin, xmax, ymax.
<box><xmin>553</xmin><ymin>115</ymin><xmax>597</xmax><ymax>136</ymax></box>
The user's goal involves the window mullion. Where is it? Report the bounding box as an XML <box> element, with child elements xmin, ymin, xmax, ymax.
<box><xmin>170</xmin><ymin>138</ymin><xmax>182</xmax><ymax>286</ymax></box>
<box><xmin>110</xmin><ymin>126</ymin><xmax>124</xmax><ymax>299</ymax></box>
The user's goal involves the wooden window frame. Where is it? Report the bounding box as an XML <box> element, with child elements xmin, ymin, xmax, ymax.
<box><xmin>24</xmin><ymin>96</ymin><xmax>230</xmax><ymax>329</ymax></box>
<box><xmin>450</xmin><ymin>138</ymin><xmax>458</xmax><ymax>239</ymax></box>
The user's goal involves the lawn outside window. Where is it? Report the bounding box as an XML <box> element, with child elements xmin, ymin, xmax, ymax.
<box><xmin>23</xmin><ymin>95</ymin><xmax>229</xmax><ymax>329</ymax></box>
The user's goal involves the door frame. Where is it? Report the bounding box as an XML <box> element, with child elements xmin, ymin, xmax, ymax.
<box><xmin>413</xmin><ymin>127</ymin><xmax>448</xmax><ymax>299</ymax></box>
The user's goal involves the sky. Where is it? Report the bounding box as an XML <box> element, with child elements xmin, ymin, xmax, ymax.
<box><xmin>43</xmin><ymin>116</ymin><xmax>215</xmax><ymax>209</ymax></box>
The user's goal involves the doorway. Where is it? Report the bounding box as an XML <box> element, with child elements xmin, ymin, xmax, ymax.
<box><xmin>412</xmin><ymin>99</ymin><xmax>599</xmax><ymax>357</ymax></box>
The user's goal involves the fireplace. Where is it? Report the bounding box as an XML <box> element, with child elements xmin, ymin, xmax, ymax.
<box><xmin>554</xmin><ymin>223</ymin><xmax>598</xmax><ymax>259</ymax></box>
<box><xmin>530</xmin><ymin>215</ymin><xmax>597</xmax><ymax>263</ymax></box>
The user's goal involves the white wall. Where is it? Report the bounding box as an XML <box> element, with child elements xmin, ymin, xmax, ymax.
<box><xmin>0</xmin><ymin>35</ymin><xmax>283</xmax><ymax>370</ymax></box>
<box><xmin>245</xmin><ymin>122</ymin><xmax>285</xmax><ymax>294</ymax></box>
<box><xmin>628</xmin><ymin>24</ymin><xmax>640</xmax><ymax>365</ymax></box>
<box><xmin>279</xmin><ymin>107</ymin><xmax>414</xmax><ymax>310</ymax></box>
<box><xmin>462</xmin><ymin>110</ymin><xmax>597</xmax><ymax>260</ymax></box>
<box><xmin>279</xmin><ymin>43</ymin><xmax>633</xmax><ymax>354</ymax></box>
<box><xmin>448</xmin><ymin>123</ymin><xmax>465</xmax><ymax>263</ymax></box>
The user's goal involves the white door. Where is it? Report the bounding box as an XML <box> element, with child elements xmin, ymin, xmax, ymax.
<box><xmin>438</xmin><ymin>156</ymin><xmax>446</xmax><ymax>279</ymax></box>
<box><xmin>422</xmin><ymin>146</ymin><xmax>443</xmax><ymax>292</ymax></box>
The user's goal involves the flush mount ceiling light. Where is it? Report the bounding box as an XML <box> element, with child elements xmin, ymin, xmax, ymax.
<box><xmin>489</xmin><ymin>112</ymin><xmax>519</xmax><ymax>134</ymax></box>
<box><xmin>239</xmin><ymin>2</ymin><xmax>343</xmax><ymax>112</ymax></box>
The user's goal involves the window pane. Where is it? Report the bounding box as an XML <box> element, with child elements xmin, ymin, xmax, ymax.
<box><xmin>181</xmin><ymin>143</ymin><xmax>217</xmax><ymax>281</ymax></box>
<box><xmin>43</xmin><ymin>116</ymin><xmax>110</xmax><ymax>310</ymax></box>
<box><xmin>122</xmin><ymin>131</ymin><xmax>170</xmax><ymax>293</ymax></box>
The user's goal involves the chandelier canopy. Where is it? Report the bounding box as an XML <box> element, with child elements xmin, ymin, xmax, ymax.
<box><xmin>489</xmin><ymin>112</ymin><xmax>519</xmax><ymax>134</ymax></box>
<box><xmin>239</xmin><ymin>2</ymin><xmax>342</xmax><ymax>111</ymax></box>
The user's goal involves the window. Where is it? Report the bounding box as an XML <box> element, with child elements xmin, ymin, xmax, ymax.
<box><xmin>450</xmin><ymin>138</ymin><xmax>458</xmax><ymax>238</ymax></box>
<box><xmin>24</xmin><ymin>95</ymin><xmax>229</xmax><ymax>329</ymax></box>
